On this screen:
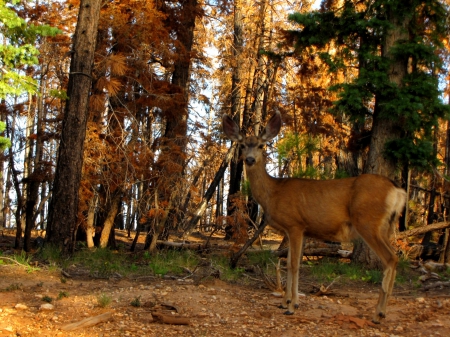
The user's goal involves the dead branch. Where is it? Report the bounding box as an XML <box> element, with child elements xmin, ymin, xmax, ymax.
<box><xmin>274</xmin><ymin>246</ymin><xmax>351</xmax><ymax>258</ymax></box>
<box><xmin>156</xmin><ymin>240</ymin><xmax>205</xmax><ymax>250</ymax></box>
<box><xmin>151</xmin><ymin>312</ymin><xmax>190</xmax><ymax>325</ymax></box>
<box><xmin>156</xmin><ymin>240</ymin><xmax>232</xmax><ymax>251</ymax></box>
<box><xmin>260</xmin><ymin>259</ymin><xmax>284</xmax><ymax>294</ymax></box>
<box><xmin>315</xmin><ymin>276</ymin><xmax>341</xmax><ymax>296</ymax></box>
<box><xmin>421</xmin><ymin>281</ymin><xmax>450</xmax><ymax>291</ymax></box>
<box><xmin>61</xmin><ymin>312</ymin><xmax>113</xmax><ymax>331</ymax></box>
<box><xmin>396</xmin><ymin>222</ymin><xmax>450</xmax><ymax>240</ymax></box>
<box><xmin>230</xmin><ymin>221</ymin><xmax>269</xmax><ymax>268</ymax></box>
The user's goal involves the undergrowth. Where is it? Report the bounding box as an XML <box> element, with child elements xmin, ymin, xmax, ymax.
<box><xmin>3</xmin><ymin>243</ymin><xmax>435</xmax><ymax>292</ymax></box>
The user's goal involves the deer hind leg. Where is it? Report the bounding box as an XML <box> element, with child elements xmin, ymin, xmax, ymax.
<box><xmin>360</xmin><ymin>232</ymin><xmax>398</xmax><ymax>324</ymax></box>
<box><xmin>282</xmin><ymin>231</ymin><xmax>304</xmax><ymax>315</ymax></box>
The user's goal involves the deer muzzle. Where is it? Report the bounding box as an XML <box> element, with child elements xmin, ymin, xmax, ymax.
<box><xmin>245</xmin><ymin>157</ymin><xmax>256</xmax><ymax>166</ymax></box>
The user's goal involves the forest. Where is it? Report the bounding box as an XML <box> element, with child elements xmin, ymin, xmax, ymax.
<box><xmin>1</xmin><ymin>0</ymin><xmax>450</xmax><ymax>268</ymax></box>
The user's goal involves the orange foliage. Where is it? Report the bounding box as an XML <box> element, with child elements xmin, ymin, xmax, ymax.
<box><xmin>224</xmin><ymin>193</ymin><xmax>252</xmax><ymax>249</ymax></box>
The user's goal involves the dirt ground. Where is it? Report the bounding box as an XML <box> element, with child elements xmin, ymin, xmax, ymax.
<box><xmin>1</xmin><ymin>231</ymin><xmax>450</xmax><ymax>337</ymax></box>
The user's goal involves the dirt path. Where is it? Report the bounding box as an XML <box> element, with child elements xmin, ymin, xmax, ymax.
<box><xmin>1</xmin><ymin>264</ymin><xmax>449</xmax><ymax>337</ymax></box>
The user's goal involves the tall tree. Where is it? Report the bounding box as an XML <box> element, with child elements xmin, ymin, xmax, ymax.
<box><xmin>146</xmin><ymin>0</ymin><xmax>202</xmax><ymax>251</ymax></box>
<box><xmin>224</xmin><ymin>0</ymin><xmax>245</xmax><ymax>240</ymax></box>
<box><xmin>46</xmin><ymin>0</ymin><xmax>101</xmax><ymax>253</ymax></box>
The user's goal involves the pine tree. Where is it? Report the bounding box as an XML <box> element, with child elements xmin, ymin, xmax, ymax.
<box><xmin>46</xmin><ymin>0</ymin><xmax>101</xmax><ymax>254</ymax></box>
<box><xmin>285</xmin><ymin>0</ymin><xmax>449</xmax><ymax>172</ymax></box>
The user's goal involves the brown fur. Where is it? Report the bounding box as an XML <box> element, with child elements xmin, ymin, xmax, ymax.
<box><xmin>222</xmin><ymin>112</ymin><xmax>406</xmax><ymax>323</ymax></box>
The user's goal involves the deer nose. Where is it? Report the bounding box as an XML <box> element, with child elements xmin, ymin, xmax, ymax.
<box><xmin>245</xmin><ymin>157</ymin><xmax>255</xmax><ymax>166</ymax></box>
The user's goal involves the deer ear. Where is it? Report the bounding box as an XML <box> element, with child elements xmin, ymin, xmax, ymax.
<box><xmin>261</xmin><ymin>111</ymin><xmax>281</xmax><ymax>141</ymax></box>
<box><xmin>222</xmin><ymin>114</ymin><xmax>243</xmax><ymax>142</ymax></box>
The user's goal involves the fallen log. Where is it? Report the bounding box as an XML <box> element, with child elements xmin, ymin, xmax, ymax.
<box><xmin>396</xmin><ymin>221</ymin><xmax>450</xmax><ymax>240</ymax></box>
<box><xmin>274</xmin><ymin>247</ymin><xmax>352</xmax><ymax>258</ymax></box>
<box><xmin>61</xmin><ymin>312</ymin><xmax>113</xmax><ymax>331</ymax></box>
<box><xmin>156</xmin><ymin>240</ymin><xmax>232</xmax><ymax>251</ymax></box>
<box><xmin>421</xmin><ymin>281</ymin><xmax>450</xmax><ymax>291</ymax></box>
<box><xmin>273</xmin><ymin>241</ymin><xmax>348</xmax><ymax>258</ymax></box>
<box><xmin>151</xmin><ymin>312</ymin><xmax>190</xmax><ymax>325</ymax></box>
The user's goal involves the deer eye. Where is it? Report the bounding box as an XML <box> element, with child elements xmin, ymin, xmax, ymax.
<box><xmin>258</xmin><ymin>144</ymin><xmax>264</xmax><ymax>149</ymax></box>
<box><xmin>239</xmin><ymin>144</ymin><xmax>246</xmax><ymax>150</ymax></box>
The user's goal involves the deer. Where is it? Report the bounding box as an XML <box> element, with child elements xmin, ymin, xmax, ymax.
<box><xmin>222</xmin><ymin>111</ymin><xmax>407</xmax><ymax>324</ymax></box>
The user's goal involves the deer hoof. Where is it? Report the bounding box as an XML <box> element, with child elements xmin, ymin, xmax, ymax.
<box><xmin>283</xmin><ymin>310</ymin><xmax>294</xmax><ymax>316</ymax></box>
<box><xmin>294</xmin><ymin>304</ymin><xmax>299</xmax><ymax>309</ymax></box>
<box><xmin>372</xmin><ymin>312</ymin><xmax>385</xmax><ymax>324</ymax></box>
<box><xmin>278</xmin><ymin>304</ymin><xmax>287</xmax><ymax>309</ymax></box>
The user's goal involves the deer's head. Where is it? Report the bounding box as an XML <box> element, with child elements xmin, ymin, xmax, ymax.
<box><xmin>222</xmin><ymin>112</ymin><xmax>282</xmax><ymax>167</ymax></box>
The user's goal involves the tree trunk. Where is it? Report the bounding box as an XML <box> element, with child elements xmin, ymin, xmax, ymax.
<box><xmin>225</xmin><ymin>0</ymin><xmax>245</xmax><ymax>240</ymax></box>
<box><xmin>154</xmin><ymin>0</ymin><xmax>199</xmax><ymax>237</ymax></box>
<box><xmin>355</xmin><ymin>5</ymin><xmax>409</xmax><ymax>269</ymax></box>
<box><xmin>0</xmin><ymin>109</ymin><xmax>6</xmax><ymax>229</ymax></box>
<box><xmin>9</xmin><ymin>148</ymin><xmax>23</xmax><ymax>249</ymax></box>
<box><xmin>46</xmin><ymin>0</ymin><xmax>101</xmax><ymax>254</ymax></box>
<box><xmin>24</xmin><ymin>86</ymin><xmax>46</xmax><ymax>251</ymax></box>
<box><xmin>440</xmin><ymin>113</ymin><xmax>450</xmax><ymax>263</ymax></box>
<box><xmin>85</xmin><ymin>194</ymin><xmax>97</xmax><ymax>248</ymax></box>
<box><xmin>99</xmin><ymin>191</ymin><xmax>122</xmax><ymax>248</ymax></box>
<box><xmin>441</xmin><ymin>229</ymin><xmax>450</xmax><ymax>264</ymax></box>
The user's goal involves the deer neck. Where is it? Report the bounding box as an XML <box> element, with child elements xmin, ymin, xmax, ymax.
<box><xmin>245</xmin><ymin>162</ymin><xmax>277</xmax><ymax>210</ymax></box>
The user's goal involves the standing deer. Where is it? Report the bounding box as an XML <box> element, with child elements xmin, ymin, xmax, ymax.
<box><xmin>222</xmin><ymin>111</ymin><xmax>406</xmax><ymax>323</ymax></box>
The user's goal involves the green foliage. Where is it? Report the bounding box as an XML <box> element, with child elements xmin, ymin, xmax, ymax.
<box><xmin>148</xmin><ymin>257</ymin><xmax>170</xmax><ymax>276</ymax></box>
<box><xmin>285</xmin><ymin>0</ymin><xmax>450</xmax><ymax>171</ymax></box>
<box><xmin>276</xmin><ymin>132</ymin><xmax>345</xmax><ymax>179</ymax></box>
<box><xmin>57</xmin><ymin>291</ymin><xmax>69</xmax><ymax>300</ymax></box>
<box><xmin>334</xmin><ymin>168</ymin><xmax>350</xmax><ymax>179</ymax></box>
<box><xmin>246</xmin><ymin>250</ymin><xmax>277</xmax><ymax>269</ymax></box>
<box><xmin>4</xmin><ymin>282</ymin><xmax>22</xmax><ymax>291</ymax></box>
<box><xmin>69</xmin><ymin>248</ymin><xmax>126</xmax><ymax>278</ymax></box>
<box><xmin>0</xmin><ymin>0</ymin><xmax>61</xmax><ymax>98</ymax></box>
<box><xmin>9</xmin><ymin>251</ymin><xmax>39</xmax><ymax>272</ymax></box>
<box><xmin>211</xmin><ymin>255</ymin><xmax>245</xmax><ymax>281</ymax></box>
<box><xmin>49</xmin><ymin>89</ymin><xmax>69</xmax><ymax>100</ymax></box>
<box><xmin>241</xmin><ymin>179</ymin><xmax>252</xmax><ymax>197</ymax></box>
<box><xmin>310</xmin><ymin>259</ymin><xmax>383</xmax><ymax>284</ymax></box>
<box><xmin>147</xmin><ymin>250</ymin><xmax>198</xmax><ymax>276</ymax></box>
<box><xmin>277</xmin><ymin>132</ymin><xmax>320</xmax><ymax>178</ymax></box>
<box><xmin>97</xmin><ymin>293</ymin><xmax>112</xmax><ymax>308</ymax></box>
<box><xmin>130</xmin><ymin>296</ymin><xmax>142</xmax><ymax>307</ymax></box>
<box><xmin>0</xmin><ymin>121</ymin><xmax>11</xmax><ymax>153</ymax></box>
<box><xmin>42</xmin><ymin>295</ymin><xmax>53</xmax><ymax>303</ymax></box>
<box><xmin>38</xmin><ymin>244</ymin><xmax>62</xmax><ymax>264</ymax></box>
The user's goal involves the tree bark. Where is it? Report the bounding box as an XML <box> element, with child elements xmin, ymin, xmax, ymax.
<box><xmin>0</xmin><ymin>109</ymin><xmax>6</xmax><ymax>229</ymax></box>
<box><xmin>9</xmin><ymin>145</ymin><xmax>24</xmax><ymax>249</ymax></box>
<box><xmin>85</xmin><ymin>194</ymin><xmax>97</xmax><ymax>248</ymax></box>
<box><xmin>365</xmin><ymin>4</ymin><xmax>408</xmax><ymax>178</ymax></box>
<box><xmin>46</xmin><ymin>0</ymin><xmax>101</xmax><ymax>254</ymax></box>
<box><xmin>154</xmin><ymin>0</ymin><xmax>199</xmax><ymax>237</ymax></box>
<box><xmin>24</xmin><ymin>87</ymin><xmax>46</xmax><ymax>251</ymax></box>
<box><xmin>355</xmin><ymin>4</ymin><xmax>409</xmax><ymax>269</ymax></box>
<box><xmin>225</xmin><ymin>0</ymin><xmax>245</xmax><ymax>240</ymax></box>
<box><xmin>99</xmin><ymin>191</ymin><xmax>122</xmax><ymax>248</ymax></box>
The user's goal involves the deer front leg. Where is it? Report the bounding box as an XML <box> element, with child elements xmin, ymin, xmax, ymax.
<box><xmin>282</xmin><ymin>232</ymin><xmax>304</xmax><ymax>315</ymax></box>
<box><xmin>280</xmin><ymin>245</ymin><xmax>292</xmax><ymax>311</ymax></box>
